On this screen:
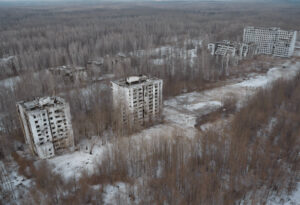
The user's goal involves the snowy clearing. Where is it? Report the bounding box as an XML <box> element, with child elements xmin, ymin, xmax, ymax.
<box><xmin>47</xmin><ymin>139</ymin><xmax>110</xmax><ymax>180</ymax></box>
<box><xmin>266</xmin><ymin>182</ymin><xmax>300</xmax><ymax>205</ymax></box>
<box><xmin>48</xmin><ymin>60</ymin><xmax>300</xmax><ymax>183</ymax></box>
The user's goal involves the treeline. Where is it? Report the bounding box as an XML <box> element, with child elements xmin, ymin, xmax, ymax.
<box><xmin>1</xmin><ymin>2</ymin><xmax>300</xmax><ymax>78</ymax></box>
<box><xmin>9</xmin><ymin>71</ymin><xmax>300</xmax><ymax>205</ymax></box>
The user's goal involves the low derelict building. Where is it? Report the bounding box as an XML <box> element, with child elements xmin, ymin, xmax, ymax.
<box><xmin>243</xmin><ymin>27</ymin><xmax>297</xmax><ymax>57</ymax></box>
<box><xmin>112</xmin><ymin>75</ymin><xmax>163</xmax><ymax>131</ymax></box>
<box><xmin>49</xmin><ymin>65</ymin><xmax>88</xmax><ymax>84</ymax></box>
<box><xmin>208</xmin><ymin>40</ymin><xmax>257</xmax><ymax>59</ymax></box>
<box><xmin>17</xmin><ymin>96</ymin><xmax>75</xmax><ymax>159</ymax></box>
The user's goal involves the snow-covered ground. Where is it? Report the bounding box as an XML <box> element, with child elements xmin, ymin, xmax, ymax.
<box><xmin>6</xmin><ymin>55</ymin><xmax>294</xmax><ymax>204</ymax></box>
<box><xmin>103</xmin><ymin>182</ymin><xmax>133</xmax><ymax>205</ymax></box>
<box><xmin>48</xmin><ymin>60</ymin><xmax>300</xmax><ymax>182</ymax></box>
<box><xmin>42</xmin><ymin>59</ymin><xmax>300</xmax><ymax>204</ymax></box>
<box><xmin>0</xmin><ymin>56</ymin><xmax>15</xmax><ymax>64</ymax></box>
<box><xmin>0</xmin><ymin>160</ymin><xmax>32</xmax><ymax>202</ymax></box>
<box><xmin>164</xmin><ymin>61</ymin><xmax>300</xmax><ymax>134</ymax></box>
<box><xmin>47</xmin><ymin>138</ymin><xmax>111</xmax><ymax>180</ymax></box>
<box><xmin>266</xmin><ymin>182</ymin><xmax>300</xmax><ymax>205</ymax></box>
<box><xmin>3</xmin><ymin>41</ymin><xmax>300</xmax><ymax>204</ymax></box>
<box><xmin>0</xmin><ymin>76</ymin><xmax>20</xmax><ymax>89</ymax></box>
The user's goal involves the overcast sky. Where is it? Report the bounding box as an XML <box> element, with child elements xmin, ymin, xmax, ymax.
<box><xmin>0</xmin><ymin>0</ymin><xmax>297</xmax><ymax>3</ymax></box>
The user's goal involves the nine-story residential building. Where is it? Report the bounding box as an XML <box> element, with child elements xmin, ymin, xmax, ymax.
<box><xmin>111</xmin><ymin>75</ymin><xmax>163</xmax><ymax>131</ymax></box>
<box><xmin>243</xmin><ymin>26</ymin><xmax>297</xmax><ymax>57</ymax></box>
<box><xmin>17</xmin><ymin>96</ymin><xmax>75</xmax><ymax>159</ymax></box>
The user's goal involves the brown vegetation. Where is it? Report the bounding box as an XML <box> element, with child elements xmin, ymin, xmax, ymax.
<box><xmin>16</xmin><ymin>72</ymin><xmax>300</xmax><ymax>204</ymax></box>
<box><xmin>0</xmin><ymin>1</ymin><xmax>299</xmax><ymax>204</ymax></box>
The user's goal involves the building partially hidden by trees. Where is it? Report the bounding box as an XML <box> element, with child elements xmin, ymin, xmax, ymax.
<box><xmin>243</xmin><ymin>26</ymin><xmax>297</xmax><ymax>57</ymax></box>
<box><xmin>112</xmin><ymin>76</ymin><xmax>163</xmax><ymax>134</ymax></box>
<box><xmin>208</xmin><ymin>40</ymin><xmax>257</xmax><ymax>59</ymax></box>
<box><xmin>17</xmin><ymin>97</ymin><xmax>75</xmax><ymax>159</ymax></box>
<box><xmin>49</xmin><ymin>65</ymin><xmax>88</xmax><ymax>84</ymax></box>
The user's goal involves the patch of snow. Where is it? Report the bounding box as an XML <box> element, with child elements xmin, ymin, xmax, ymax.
<box><xmin>47</xmin><ymin>138</ymin><xmax>110</xmax><ymax>180</ymax></box>
<box><xmin>103</xmin><ymin>182</ymin><xmax>131</xmax><ymax>205</ymax></box>
<box><xmin>0</xmin><ymin>76</ymin><xmax>20</xmax><ymax>89</ymax></box>
<box><xmin>266</xmin><ymin>183</ymin><xmax>300</xmax><ymax>205</ymax></box>
<box><xmin>0</xmin><ymin>56</ymin><xmax>15</xmax><ymax>64</ymax></box>
<box><xmin>162</xmin><ymin>61</ymin><xmax>300</xmax><ymax>138</ymax></box>
<box><xmin>151</xmin><ymin>58</ymin><xmax>165</xmax><ymax>65</ymax></box>
<box><xmin>233</xmin><ymin>64</ymin><xmax>299</xmax><ymax>89</ymax></box>
<box><xmin>156</xmin><ymin>161</ymin><xmax>163</xmax><ymax>178</ymax></box>
<box><xmin>33</xmin><ymin>60</ymin><xmax>300</xmax><ymax>205</ymax></box>
<box><xmin>0</xmin><ymin>160</ymin><xmax>32</xmax><ymax>203</ymax></box>
<box><xmin>164</xmin><ymin>107</ymin><xmax>197</xmax><ymax>128</ymax></box>
<box><xmin>200</xmin><ymin>123</ymin><xmax>213</xmax><ymax>131</ymax></box>
<box><xmin>183</xmin><ymin>101</ymin><xmax>222</xmax><ymax>111</ymax></box>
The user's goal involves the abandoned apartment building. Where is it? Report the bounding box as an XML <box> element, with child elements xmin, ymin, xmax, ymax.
<box><xmin>208</xmin><ymin>40</ymin><xmax>257</xmax><ymax>59</ymax></box>
<box><xmin>49</xmin><ymin>65</ymin><xmax>88</xmax><ymax>84</ymax></box>
<box><xmin>17</xmin><ymin>96</ymin><xmax>75</xmax><ymax>159</ymax></box>
<box><xmin>112</xmin><ymin>75</ymin><xmax>163</xmax><ymax>130</ymax></box>
<box><xmin>243</xmin><ymin>26</ymin><xmax>297</xmax><ymax>57</ymax></box>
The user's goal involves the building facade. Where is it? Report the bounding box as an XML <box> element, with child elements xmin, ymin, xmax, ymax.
<box><xmin>208</xmin><ymin>40</ymin><xmax>254</xmax><ymax>59</ymax></box>
<box><xmin>17</xmin><ymin>96</ymin><xmax>75</xmax><ymax>159</ymax></box>
<box><xmin>112</xmin><ymin>76</ymin><xmax>163</xmax><ymax>131</ymax></box>
<box><xmin>49</xmin><ymin>65</ymin><xmax>88</xmax><ymax>84</ymax></box>
<box><xmin>243</xmin><ymin>27</ymin><xmax>297</xmax><ymax>57</ymax></box>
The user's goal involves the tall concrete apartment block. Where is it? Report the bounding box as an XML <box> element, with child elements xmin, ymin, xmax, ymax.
<box><xmin>243</xmin><ymin>27</ymin><xmax>297</xmax><ymax>57</ymax></box>
<box><xmin>112</xmin><ymin>76</ymin><xmax>163</xmax><ymax>129</ymax></box>
<box><xmin>17</xmin><ymin>96</ymin><xmax>75</xmax><ymax>159</ymax></box>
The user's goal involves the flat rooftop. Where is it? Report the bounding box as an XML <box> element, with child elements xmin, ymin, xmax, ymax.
<box><xmin>112</xmin><ymin>75</ymin><xmax>162</xmax><ymax>87</ymax></box>
<box><xmin>17</xmin><ymin>96</ymin><xmax>65</xmax><ymax>111</ymax></box>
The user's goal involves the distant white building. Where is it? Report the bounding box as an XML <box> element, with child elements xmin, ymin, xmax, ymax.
<box><xmin>243</xmin><ymin>27</ymin><xmax>297</xmax><ymax>57</ymax></box>
<box><xmin>17</xmin><ymin>96</ymin><xmax>75</xmax><ymax>159</ymax></box>
<box><xmin>208</xmin><ymin>40</ymin><xmax>254</xmax><ymax>59</ymax></box>
<box><xmin>111</xmin><ymin>76</ymin><xmax>163</xmax><ymax>130</ymax></box>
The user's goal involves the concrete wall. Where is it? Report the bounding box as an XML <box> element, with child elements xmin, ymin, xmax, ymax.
<box><xmin>112</xmin><ymin>78</ymin><xmax>163</xmax><ymax>130</ymax></box>
<box><xmin>17</xmin><ymin>97</ymin><xmax>75</xmax><ymax>159</ymax></box>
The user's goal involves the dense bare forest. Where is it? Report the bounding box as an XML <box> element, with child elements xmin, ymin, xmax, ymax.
<box><xmin>0</xmin><ymin>1</ymin><xmax>300</xmax><ymax>204</ymax></box>
<box><xmin>6</xmin><ymin>73</ymin><xmax>300</xmax><ymax>204</ymax></box>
